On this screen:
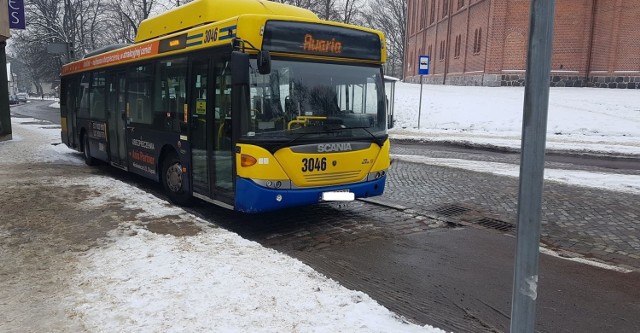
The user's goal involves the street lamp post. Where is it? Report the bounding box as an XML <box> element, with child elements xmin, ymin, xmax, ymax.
<box><xmin>1</xmin><ymin>1</ymin><xmax>12</xmax><ymax>141</ymax></box>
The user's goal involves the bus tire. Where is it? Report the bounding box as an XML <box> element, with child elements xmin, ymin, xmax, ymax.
<box><xmin>82</xmin><ymin>133</ymin><xmax>97</xmax><ymax>166</ymax></box>
<box><xmin>161</xmin><ymin>152</ymin><xmax>191</xmax><ymax>205</ymax></box>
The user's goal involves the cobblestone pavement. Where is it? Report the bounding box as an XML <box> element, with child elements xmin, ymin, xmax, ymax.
<box><xmin>385</xmin><ymin>142</ymin><xmax>640</xmax><ymax>271</ymax></box>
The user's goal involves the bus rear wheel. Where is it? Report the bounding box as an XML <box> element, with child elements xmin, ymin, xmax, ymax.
<box><xmin>83</xmin><ymin>134</ymin><xmax>97</xmax><ymax>166</ymax></box>
<box><xmin>161</xmin><ymin>153</ymin><xmax>191</xmax><ymax>205</ymax></box>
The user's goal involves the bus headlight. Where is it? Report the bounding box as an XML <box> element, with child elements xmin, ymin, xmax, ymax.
<box><xmin>251</xmin><ymin>179</ymin><xmax>292</xmax><ymax>189</ymax></box>
<box><xmin>367</xmin><ymin>169</ymin><xmax>388</xmax><ymax>181</ymax></box>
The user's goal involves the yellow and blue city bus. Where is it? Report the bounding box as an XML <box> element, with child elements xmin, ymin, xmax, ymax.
<box><xmin>60</xmin><ymin>0</ymin><xmax>391</xmax><ymax>213</ymax></box>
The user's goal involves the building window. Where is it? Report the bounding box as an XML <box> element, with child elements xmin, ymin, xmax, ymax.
<box><xmin>428</xmin><ymin>44</ymin><xmax>433</xmax><ymax>58</ymax></box>
<box><xmin>421</xmin><ymin>1</ymin><xmax>429</xmax><ymax>29</ymax></box>
<box><xmin>473</xmin><ymin>27</ymin><xmax>482</xmax><ymax>54</ymax></box>
<box><xmin>457</xmin><ymin>0</ymin><xmax>465</xmax><ymax>10</ymax></box>
<box><xmin>439</xmin><ymin>40</ymin><xmax>446</xmax><ymax>60</ymax></box>
<box><xmin>430</xmin><ymin>0</ymin><xmax>436</xmax><ymax>24</ymax></box>
<box><xmin>442</xmin><ymin>0</ymin><xmax>449</xmax><ymax>18</ymax></box>
<box><xmin>414</xmin><ymin>1</ymin><xmax>419</xmax><ymax>32</ymax></box>
<box><xmin>454</xmin><ymin>35</ymin><xmax>461</xmax><ymax>58</ymax></box>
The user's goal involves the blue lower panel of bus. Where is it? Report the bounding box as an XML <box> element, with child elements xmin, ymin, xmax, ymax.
<box><xmin>235</xmin><ymin>177</ymin><xmax>386</xmax><ymax>213</ymax></box>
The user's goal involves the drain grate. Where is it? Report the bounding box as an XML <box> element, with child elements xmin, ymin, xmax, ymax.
<box><xmin>433</xmin><ymin>204</ymin><xmax>471</xmax><ymax>217</ymax></box>
<box><xmin>474</xmin><ymin>217</ymin><xmax>515</xmax><ymax>232</ymax></box>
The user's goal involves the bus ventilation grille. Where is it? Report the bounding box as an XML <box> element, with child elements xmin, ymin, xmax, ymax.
<box><xmin>303</xmin><ymin>171</ymin><xmax>361</xmax><ymax>183</ymax></box>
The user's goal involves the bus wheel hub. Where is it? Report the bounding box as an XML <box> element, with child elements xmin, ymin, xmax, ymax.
<box><xmin>166</xmin><ymin>164</ymin><xmax>183</xmax><ymax>192</ymax></box>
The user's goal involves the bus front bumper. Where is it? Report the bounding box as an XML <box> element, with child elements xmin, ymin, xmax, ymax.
<box><xmin>234</xmin><ymin>177</ymin><xmax>386</xmax><ymax>213</ymax></box>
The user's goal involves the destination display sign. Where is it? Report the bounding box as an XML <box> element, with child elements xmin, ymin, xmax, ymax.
<box><xmin>262</xmin><ymin>21</ymin><xmax>381</xmax><ymax>61</ymax></box>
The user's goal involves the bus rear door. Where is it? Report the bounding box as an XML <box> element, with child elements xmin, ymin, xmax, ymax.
<box><xmin>106</xmin><ymin>71</ymin><xmax>128</xmax><ymax>168</ymax></box>
<box><xmin>62</xmin><ymin>78</ymin><xmax>78</xmax><ymax>149</ymax></box>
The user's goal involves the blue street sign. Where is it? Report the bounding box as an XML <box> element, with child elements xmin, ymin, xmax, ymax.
<box><xmin>418</xmin><ymin>55</ymin><xmax>430</xmax><ymax>75</ymax></box>
<box><xmin>9</xmin><ymin>0</ymin><xmax>26</xmax><ymax>30</ymax></box>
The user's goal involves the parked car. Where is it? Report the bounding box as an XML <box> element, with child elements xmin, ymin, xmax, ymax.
<box><xmin>16</xmin><ymin>93</ymin><xmax>28</xmax><ymax>103</ymax></box>
<box><xmin>8</xmin><ymin>95</ymin><xmax>18</xmax><ymax>105</ymax></box>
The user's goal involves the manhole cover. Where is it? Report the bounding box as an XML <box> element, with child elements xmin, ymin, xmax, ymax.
<box><xmin>433</xmin><ymin>204</ymin><xmax>471</xmax><ymax>217</ymax></box>
<box><xmin>474</xmin><ymin>217</ymin><xmax>515</xmax><ymax>232</ymax></box>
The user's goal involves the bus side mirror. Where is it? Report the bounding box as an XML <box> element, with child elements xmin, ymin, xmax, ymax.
<box><xmin>231</xmin><ymin>51</ymin><xmax>250</xmax><ymax>85</ymax></box>
<box><xmin>257</xmin><ymin>50</ymin><xmax>271</xmax><ymax>75</ymax></box>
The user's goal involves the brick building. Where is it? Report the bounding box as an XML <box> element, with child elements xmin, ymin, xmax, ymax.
<box><xmin>404</xmin><ymin>0</ymin><xmax>640</xmax><ymax>88</ymax></box>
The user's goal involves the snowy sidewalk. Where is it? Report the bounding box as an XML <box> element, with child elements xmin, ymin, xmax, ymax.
<box><xmin>0</xmin><ymin>118</ymin><xmax>444</xmax><ymax>332</ymax></box>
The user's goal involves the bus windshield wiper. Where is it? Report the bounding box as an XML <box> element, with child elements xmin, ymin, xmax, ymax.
<box><xmin>269</xmin><ymin>130</ymin><xmax>325</xmax><ymax>153</ymax></box>
<box><xmin>325</xmin><ymin>126</ymin><xmax>385</xmax><ymax>147</ymax></box>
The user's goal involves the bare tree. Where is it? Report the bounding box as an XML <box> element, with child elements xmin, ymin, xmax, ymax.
<box><xmin>271</xmin><ymin>0</ymin><xmax>322</xmax><ymax>13</ymax></box>
<box><xmin>317</xmin><ymin>0</ymin><xmax>339</xmax><ymax>21</ymax></box>
<box><xmin>271</xmin><ymin>0</ymin><xmax>329</xmax><ymax>22</ymax></box>
<box><xmin>9</xmin><ymin>32</ymin><xmax>60</xmax><ymax>95</ymax></box>
<box><xmin>337</xmin><ymin>0</ymin><xmax>361</xmax><ymax>25</ymax></box>
<box><xmin>172</xmin><ymin>0</ymin><xmax>195</xmax><ymax>6</ymax></box>
<box><xmin>362</xmin><ymin>0</ymin><xmax>407</xmax><ymax>78</ymax></box>
<box><xmin>22</xmin><ymin>0</ymin><xmax>111</xmax><ymax>58</ymax></box>
<box><xmin>9</xmin><ymin>0</ymin><xmax>112</xmax><ymax>92</ymax></box>
<box><xmin>274</xmin><ymin>0</ymin><xmax>361</xmax><ymax>24</ymax></box>
<box><xmin>107</xmin><ymin>0</ymin><xmax>158</xmax><ymax>43</ymax></box>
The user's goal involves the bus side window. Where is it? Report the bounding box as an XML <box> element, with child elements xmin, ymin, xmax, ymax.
<box><xmin>215</xmin><ymin>61</ymin><xmax>232</xmax><ymax>149</ymax></box>
<box><xmin>154</xmin><ymin>58</ymin><xmax>187</xmax><ymax>132</ymax></box>
<box><xmin>78</xmin><ymin>74</ymin><xmax>90</xmax><ymax>118</ymax></box>
<box><xmin>127</xmin><ymin>65</ymin><xmax>154</xmax><ymax>125</ymax></box>
<box><xmin>90</xmin><ymin>71</ymin><xmax>106</xmax><ymax>120</ymax></box>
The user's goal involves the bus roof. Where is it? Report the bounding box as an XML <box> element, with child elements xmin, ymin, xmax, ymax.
<box><xmin>62</xmin><ymin>0</ymin><xmax>386</xmax><ymax>77</ymax></box>
<box><xmin>136</xmin><ymin>0</ymin><xmax>318</xmax><ymax>43</ymax></box>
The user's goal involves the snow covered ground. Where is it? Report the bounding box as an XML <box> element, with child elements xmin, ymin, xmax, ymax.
<box><xmin>389</xmin><ymin>83</ymin><xmax>640</xmax><ymax>195</ymax></box>
<box><xmin>3</xmin><ymin>84</ymin><xmax>635</xmax><ymax>331</ymax></box>
<box><xmin>2</xmin><ymin>118</ymin><xmax>445</xmax><ymax>332</ymax></box>
<box><xmin>389</xmin><ymin>82</ymin><xmax>640</xmax><ymax>156</ymax></box>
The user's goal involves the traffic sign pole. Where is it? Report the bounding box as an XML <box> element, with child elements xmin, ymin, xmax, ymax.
<box><xmin>417</xmin><ymin>55</ymin><xmax>430</xmax><ymax>129</ymax></box>
<box><xmin>418</xmin><ymin>75</ymin><xmax>423</xmax><ymax>129</ymax></box>
<box><xmin>510</xmin><ymin>0</ymin><xmax>555</xmax><ymax>332</ymax></box>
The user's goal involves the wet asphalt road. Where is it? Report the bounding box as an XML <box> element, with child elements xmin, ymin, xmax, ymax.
<box><xmin>12</xmin><ymin>100</ymin><xmax>640</xmax><ymax>332</ymax></box>
<box><xmin>10</xmin><ymin>100</ymin><xmax>61</xmax><ymax>124</ymax></box>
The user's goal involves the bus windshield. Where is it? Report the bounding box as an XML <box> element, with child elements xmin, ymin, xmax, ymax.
<box><xmin>242</xmin><ymin>59</ymin><xmax>386</xmax><ymax>142</ymax></box>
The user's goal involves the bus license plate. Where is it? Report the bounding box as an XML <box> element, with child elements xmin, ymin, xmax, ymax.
<box><xmin>321</xmin><ymin>191</ymin><xmax>354</xmax><ymax>201</ymax></box>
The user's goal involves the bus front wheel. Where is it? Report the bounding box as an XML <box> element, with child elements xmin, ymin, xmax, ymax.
<box><xmin>161</xmin><ymin>153</ymin><xmax>191</xmax><ymax>205</ymax></box>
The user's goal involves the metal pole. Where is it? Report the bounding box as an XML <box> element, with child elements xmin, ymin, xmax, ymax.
<box><xmin>418</xmin><ymin>75</ymin><xmax>423</xmax><ymax>129</ymax></box>
<box><xmin>510</xmin><ymin>1</ymin><xmax>555</xmax><ymax>332</ymax></box>
<box><xmin>0</xmin><ymin>41</ymin><xmax>12</xmax><ymax>141</ymax></box>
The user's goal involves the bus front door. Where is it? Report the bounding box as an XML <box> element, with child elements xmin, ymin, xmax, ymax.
<box><xmin>190</xmin><ymin>56</ymin><xmax>235</xmax><ymax>207</ymax></box>
<box><xmin>107</xmin><ymin>72</ymin><xmax>128</xmax><ymax>167</ymax></box>
<box><xmin>190</xmin><ymin>58</ymin><xmax>210</xmax><ymax>195</ymax></box>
